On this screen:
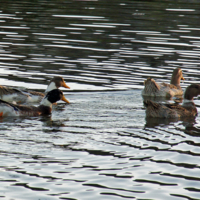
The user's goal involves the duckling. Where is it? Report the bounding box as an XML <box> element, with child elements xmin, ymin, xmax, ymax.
<box><xmin>0</xmin><ymin>89</ymin><xmax>69</xmax><ymax>117</ymax></box>
<box><xmin>142</xmin><ymin>68</ymin><xmax>185</xmax><ymax>98</ymax></box>
<box><xmin>144</xmin><ymin>84</ymin><xmax>200</xmax><ymax>118</ymax></box>
<box><xmin>0</xmin><ymin>76</ymin><xmax>70</xmax><ymax>104</ymax></box>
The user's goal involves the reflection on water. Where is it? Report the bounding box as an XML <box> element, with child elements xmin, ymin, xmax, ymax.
<box><xmin>0</xmin><ymin>0</ymin><xmax>200</xmax><ymax>200</ymax></box>
<box><xmin>0</xmin><ymin>0</ymin><xmax>200</xmax><ymax>91</ymax></box>
<box><xmin>145</xmin><ymin>116</ymin><xmax>200</xmax><ymax>136</ymax></box>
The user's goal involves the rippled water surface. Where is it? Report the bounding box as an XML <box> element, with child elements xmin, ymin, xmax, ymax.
<box><xmin>1</xmin><ymin>0</ymin><xmax>200</xmax><ymax>199</ymax></box>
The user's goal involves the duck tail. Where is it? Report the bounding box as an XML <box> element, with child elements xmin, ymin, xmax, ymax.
<box><xmin>0</xmin><ymin>99</ymin><xmax>19</xmax><ymax>112</ymax></box>
<box><xmin>143</xmin><ymin>78</ymin><xmax>160</xmax><ymax>95</ymax></box>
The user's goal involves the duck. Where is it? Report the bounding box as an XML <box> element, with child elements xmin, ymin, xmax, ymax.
<box><xmin>142</xmin><ymin>68</ymin><xmax>185</xmax><ymax>98</ymax></box>
<box><xmin>0</xmin><ymin>89</ymin><xmax>69</xmax><ymax>117</ymax></box>
<box><xmin>0</xmin><ymin>76</ymin><xmax>70</xmax><ymax>104</ymax></box>
<box><xmin>144</xmin><ymin>84</ymin><xmax>200</xmax><ymax>118</ymax></box>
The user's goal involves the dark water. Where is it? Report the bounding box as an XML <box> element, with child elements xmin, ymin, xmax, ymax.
<box><xmin>1</xmin><ymin>1</ymin><xmax>200</xmax><ymax>199</ymax></box>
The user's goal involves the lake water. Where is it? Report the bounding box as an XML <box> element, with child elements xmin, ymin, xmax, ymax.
<box><xmin>1</xmin><ymin>0</ymin><xmax>200</xmax><ymax>199</ymax></box>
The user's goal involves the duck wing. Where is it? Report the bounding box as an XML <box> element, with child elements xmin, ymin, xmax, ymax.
<box><xmin>26</xmin><ymin>90</ymin><xmax>44</xmax><ymax>97</ymax></box>
<box><xmin>0</xmin><ymin>86</ymin><xmax>45</xmax><ymax>103</ymax></box>
<box><xmin>0</xmin><ymin>86</ymin><xmax>29</xmax><ymax>97</ymax></box>
<box><xmin>161</xmin><ymin>82</ymin><xmax>178</xmax><ymax>89</ymax></box>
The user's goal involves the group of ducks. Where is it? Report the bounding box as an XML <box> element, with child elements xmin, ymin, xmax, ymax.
<box><xmin>142</xmin><ymin>67</ymin><xmax>200</xmax><ymax>118</ymax></box>
<box><xmin>0</xmin><ymin>77</ymin><xmax>70</xmax><ymax>117</ymax></box>
<box><xmin>0</xmin><ymin>68</ymin><xmax>198</xmax><ymax>119</ymax></box>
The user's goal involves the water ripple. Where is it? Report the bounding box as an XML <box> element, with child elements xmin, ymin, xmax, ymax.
<box><xmin>0</xmin><ymin>1</ymin><xmax>200</xmax><ymax>200</ymax></box>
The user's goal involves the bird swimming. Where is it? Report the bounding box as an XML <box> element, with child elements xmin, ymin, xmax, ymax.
<box><xmin>142</xmin><ymin>68</ymin><xmax>185</xmax><ymax>98</ymax></box>
<box><xmin>144</xmin><ymin>84</ymin><xmax>200</xmax><ymax>118</ymax></box>
<box><xmin>0</xmin><ymin>89</ymin><xmax>69</xmax><ymax>117</ymax></box>
<box><xmin>0</xmin><ymin>76</ymin><xmax>70</xmax><ymax>104</ymax></box>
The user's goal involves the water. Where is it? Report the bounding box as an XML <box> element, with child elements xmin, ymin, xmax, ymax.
<box><xmin>0</xmin><ymin>0</ymin><xmax>200</xmax><ymax>199</ymax></box>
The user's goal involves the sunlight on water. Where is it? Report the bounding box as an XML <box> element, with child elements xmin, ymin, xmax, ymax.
<box><xmin>53</xmin><ymin>15</ymin><xmax>105</xmax><ymax>19</ymax></box>
<box><xmin>166</xmin><ymin>9</ymin><xmax>196</xmax><ymax>12</ymax></box>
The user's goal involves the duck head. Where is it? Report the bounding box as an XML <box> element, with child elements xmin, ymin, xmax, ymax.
<box><xmin>184</xmin><ymin>84</ymin><xmax>200</xmax><ymax>100</ymax></box>
<box><xmin>170</xmin><ymin>68</ymin><xmax>185</xmax><ymax>86</ymax></box>
<box><xmin>45</xmin><ymin>76</ymin><xmax>70</xmax><ymax>93</ymax></box>
<box><xmin>41</xmin><ymin>89</ymin><xmax>70</xmax><ymax>107</ymax></box>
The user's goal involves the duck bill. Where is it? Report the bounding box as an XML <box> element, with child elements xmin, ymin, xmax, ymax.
<box><xmin>61</xmin><ymin>95</ymin><xmax>70</xmax><ymax>104</ymax></box>
<box><xmin>181</xmin><ymin>77</ymin><xmax>185</xmax><ymax>80</ymax></box>
<box><xmin>62</xmin><ymin>82</ymin><xmax>70</xmax><ymax>89</ymax></box>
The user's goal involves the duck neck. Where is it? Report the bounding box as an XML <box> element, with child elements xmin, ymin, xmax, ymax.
<box><xmin>38</xmin><ymin>105</ymin><xmax>52</xmax><ymax>115</ymax></box>
<box><xmin>184</xmin><ymin>88</ymin><xmax>195</xmax><ymax>101</ymax></box>
<box><xmin>170</xmin><ymin>76</ymin><xmax>180</xmax><ymax>87</ymax></box>
<box><xmin>40</xmin><ymin>97</ymin><xmax>53</xmax><ymax>108</ymax></box>
<box><xmin>45</xmin><ymin>82</ymin><xmax>57</xmax><ymax>93</ymax></box>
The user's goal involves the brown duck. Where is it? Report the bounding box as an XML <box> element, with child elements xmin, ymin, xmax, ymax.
<box><xmin>144</xmin><ymin>84</ymin><xmax>200</xmax><ymax>118</ymax></box>
<box><xmin>142</xmin><ymin>68</ymin><xmax>185</xmax><ymax>98</ymax></box>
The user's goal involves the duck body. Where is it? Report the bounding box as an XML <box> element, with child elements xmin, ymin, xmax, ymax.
<box><xmin>0</xmin><ymin>89</ymin><xmax>69</xmax><ymax>117</ymax></box>
<box><xmin>0</xmin><ymin>99</ymin><xmax>49</xmax><ymax>117</ymax></box>
<box><xmin>142</xmin><ymin>78</ymin><xmax>184</xmax><ymax>98</ymax></box>
<box><xmin>0</xmin><ymin>76</ymin><xmax>70</xmax><ymax>104</ymax></box>
<box><xmin>0</xmin><ymin>86</ymin><xmax>44</xmax><ymax>104</ymax></box>
<box><xmin>144</xmin><ymin>99</ymin><xmax>197</xmax><ymax>118</ymax></box>
<box><xmin>144</xmin><ymin>84</ymin><xmax>200</xmax><ymax>118</ymax></box>
<box><xmin>142</xmin><ymin>68</ymin><xmax>184</xmax><ymax>98</ymax></box>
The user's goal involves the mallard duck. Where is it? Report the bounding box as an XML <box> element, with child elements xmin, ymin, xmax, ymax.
<box><xmin>0</xmin><ymin>76</ymin><xmax>70</xmax><ymax>104</ymax></box>
<box><xmin>144</xmin><ymin>84</ymin><xmax>200</xmax><ymax>118</ymax></box>
<box><xmin>142</xmin><ymin>68</ymin><xmax>185</xmax><ymax>98</ymax></box>
<box><xmin>0</xmin><ymin>89</ymin><xmax>69</xmax><ymax>117</ymax></box>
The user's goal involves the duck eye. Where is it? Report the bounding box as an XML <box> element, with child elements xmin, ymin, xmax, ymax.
<box><xmin>193</xmin><ymin>85</ymin><xmax>200</xmax><ymax>90</ymax></box>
